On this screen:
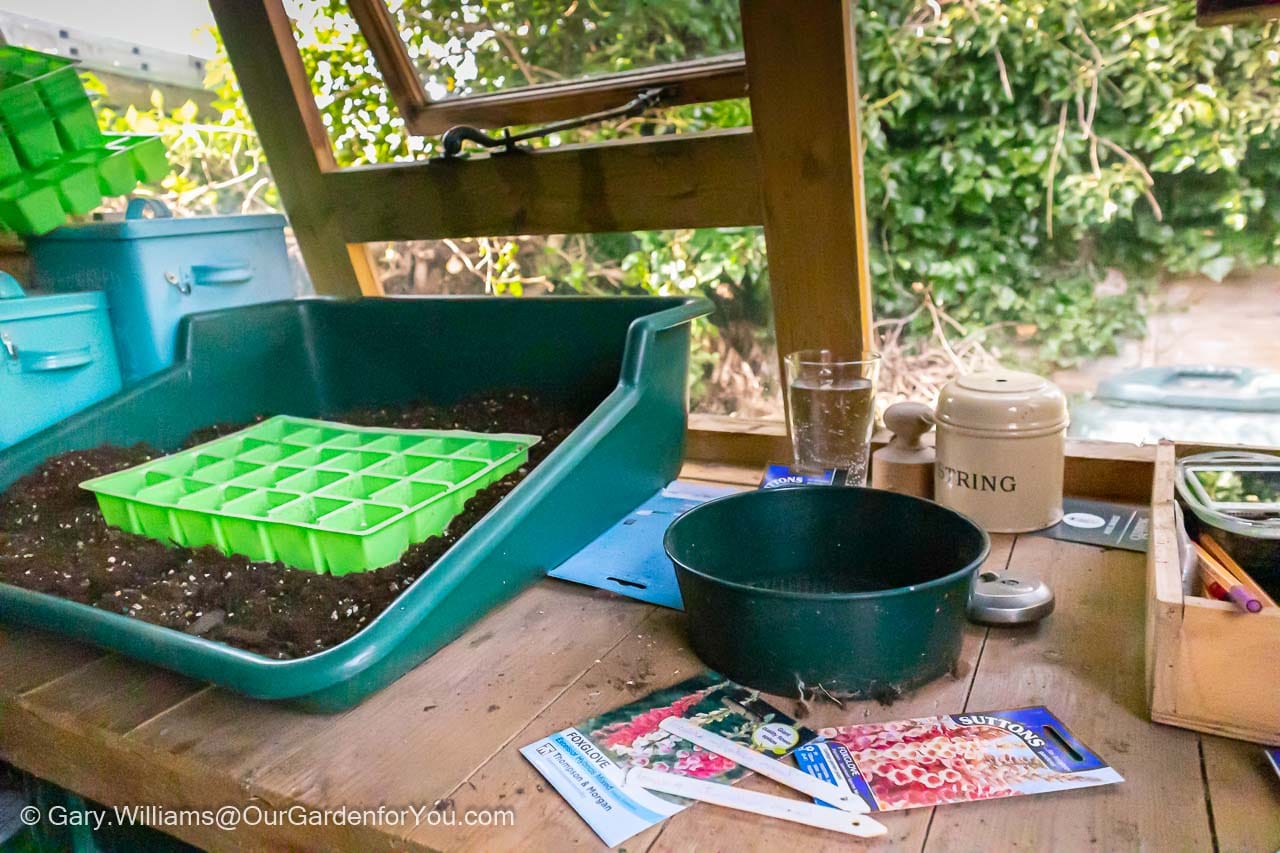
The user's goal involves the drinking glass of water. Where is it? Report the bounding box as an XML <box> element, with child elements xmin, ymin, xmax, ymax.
<box><xmin>785</xmin><ymin>350</ymin><xmax>881</xmax><ymax>486</ymax></box>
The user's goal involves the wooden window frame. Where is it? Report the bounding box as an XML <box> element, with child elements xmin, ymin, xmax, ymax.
<box><xmin>346</xmin><ymin>0</ymin><xmax>748</xmax><ymax>136</ymax></box>
<box><xmin>211</xmin><ymin>0</ymin><xmax>872</xmax><ymax>466</ymax></box>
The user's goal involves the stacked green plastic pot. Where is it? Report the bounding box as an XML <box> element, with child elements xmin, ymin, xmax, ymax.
<box><xmin>0</xmin><ymin>45</ymin><xmax>168</xmax><ymax>236</ymax></box>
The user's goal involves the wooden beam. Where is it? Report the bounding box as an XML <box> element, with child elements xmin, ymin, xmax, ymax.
<box><xmin>739</xmin><ymin>0</ymin><xmax>873</xmax><ymax>365</ymax></box>
<box><xmin>686</xmin><ymin>414</ymin><xmax>789</xmax><ymax>467</ymax></box>
<box><xmin>324</xmin><ymin>128</ymin><xmax>762</xmax><ymax>242</ymax></box>
<box><xmin>403</xmin><ymin>54</ymin><xmax>749</xmax><ymax>136</ymax></box>
<box><xmin>1197</xmin><ymin>1</ymin><xmax>1280</xmax><ymax>26</ymax></box>
<box><xmin>210</xmin><ymin>0</ymin><xmax>380</xmax><ymax>297</ymax></box>
<box><xmin>685</xmin><ymin>414</ymin><xmax>1158</xmax><ymax>500</ymax></box>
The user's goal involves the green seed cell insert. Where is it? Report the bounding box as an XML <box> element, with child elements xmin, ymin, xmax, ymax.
<box><xmin>80</xmin><ymin>416</ymin><xmax>540</xmax><ymax>574</ymax></box>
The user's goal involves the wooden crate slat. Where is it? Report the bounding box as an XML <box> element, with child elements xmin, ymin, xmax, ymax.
<box><xmin>1147</xmin><ymin>441</ymin><xmax>1280</xmax><ymax>744</ymax></box>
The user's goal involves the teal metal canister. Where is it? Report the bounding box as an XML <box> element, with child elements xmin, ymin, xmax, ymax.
<box><xmin>28</xmin><ymin>200</ymin><xmax>294</xmax><ymax>382</ymax></box>
<box><xmin>0</xmin><ymin>276</ymin><xmax>121</xmax><ymax>448</ymax></box>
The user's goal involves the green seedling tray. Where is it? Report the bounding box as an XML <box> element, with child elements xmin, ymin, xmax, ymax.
<box><xmin>81</xmin><ymin>416</ymin><xmax>540</xmax><ymax>574</ymax></box>
<box><xmin>73</xmin><ymin>147</ymin><xmax>137</xmax><ymax>196</ymax></box>
<box><xmin>0</xmin><ymin>119</ymin><xmax>21</xmax><ymax>182</ymax></box>
<box><xmin>32</xmin><ymin>159</ymin><xmax>100</xmax><ymax>215</ymax></box>
<box><xmin>38</xmin><ymin>66</ymin><xmax>104</xmax><ymax>152</ymax></box>
<box><xmin>0</xmin><ymin>83</ymin><xmax>63</xmax><ymax>169</ymax></box>
<box><xmin>0</xmin><ymin>44</ymin><xmax>68</xmax><ymax>79</ymax></box>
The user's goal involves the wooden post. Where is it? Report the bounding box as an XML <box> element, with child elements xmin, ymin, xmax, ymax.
<box><xmin>739</xmin><ymin>0</ymin><xmax>873</xmax><ymax>366</ymax></box>
<box><xmin>209</xmin><ymin>0</ymin><xmax>381</xmax><ymax>297</ymax></box>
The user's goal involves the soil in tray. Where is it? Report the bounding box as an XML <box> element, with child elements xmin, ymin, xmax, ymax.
<box><xmin>0</xmin><ymin>392</ymin><xmax>576</xmax><ymax>659</ymax></box>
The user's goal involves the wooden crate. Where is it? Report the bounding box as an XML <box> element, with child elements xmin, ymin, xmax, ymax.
<box><xmin>1146</xmin><ymin>441</ymin><xmax>1280</xmax><ymax>745</ymax></box>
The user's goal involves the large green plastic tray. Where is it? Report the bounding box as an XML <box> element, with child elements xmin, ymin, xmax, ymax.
<box><xmin>0</xmin><ymin>296</ymin><xmax>709</xmax><ymax>710</ymax></box>
<box><xmin>81</xmin><ymin>417</ymin><xmax>540</xmax><ymax>574</ymax></box>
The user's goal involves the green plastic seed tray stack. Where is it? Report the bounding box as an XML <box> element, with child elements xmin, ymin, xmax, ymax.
<box><xmin>80</xmin><ymin>416</ymin><xmax>541</xmax><ymax>574</ymax></box>
<box><xmin>0</xmin><ymin>45</ymin><xmax>169</xmax><ymax>236</ymax></box>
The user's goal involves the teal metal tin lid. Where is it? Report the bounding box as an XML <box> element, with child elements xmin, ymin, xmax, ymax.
<box><xmin>33</xmin><ymin>212</ymin><xmax>288</xmax><ymax>242</ymax></box>
<box><xmin>1097</xmin><ymin>365</ymin><xmax>1280</xmax><ymax>413</ymax></box>
<box><xmin>0</xmin><ymin>289</ymin><xmax>105</xmax><ymax>321</ymax></box>
<box><xmin>0</xmin><ymin>272</ymin><xmax>25</xmax><ymax>299</ymax></box>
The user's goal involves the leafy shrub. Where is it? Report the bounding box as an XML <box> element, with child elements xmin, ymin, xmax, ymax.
<box><xmin>858</xmin><ymin>0</ymin><xmax>1280</xmax><ymax>365</ymax></box>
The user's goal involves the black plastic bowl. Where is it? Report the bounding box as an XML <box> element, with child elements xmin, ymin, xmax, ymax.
<box><xmin>664</xmin><ymin>486</ymin><xmax>990</xmax><ymax>698</ymax></box>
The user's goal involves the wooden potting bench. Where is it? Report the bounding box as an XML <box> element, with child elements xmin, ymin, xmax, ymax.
<box><xmin>1</xmin><ymin>446</ymin><xmax>1276</xmax><ymax>852</ymax></box>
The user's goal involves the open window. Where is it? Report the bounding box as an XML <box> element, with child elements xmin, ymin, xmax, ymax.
<box><xmin>346</xmin><ymin>0</ymin><xmax>748</xmax><ymax>136</ymax></box>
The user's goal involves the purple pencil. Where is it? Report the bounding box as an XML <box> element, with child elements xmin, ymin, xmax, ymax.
<box><xmin>1225</xmin><ymin>584</ymin><xmax>1264</xmax><ymax>614</ymax></box>
<box><xmin>1193</xmin><ymin>541</ymin><xmax>1263</xmax><ymax>614</ymax></box>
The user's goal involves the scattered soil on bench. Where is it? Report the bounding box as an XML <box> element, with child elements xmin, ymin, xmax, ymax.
<box><xmin>0</xmin><ymin>392</ymin><xmax>575</xmax><ymax>659</ymax></box>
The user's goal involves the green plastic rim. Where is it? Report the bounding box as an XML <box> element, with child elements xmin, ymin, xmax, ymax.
<box><xmin>664</xmin><ymin>485</ymin><xmax>990</xmax><ymax>600</ymax></box>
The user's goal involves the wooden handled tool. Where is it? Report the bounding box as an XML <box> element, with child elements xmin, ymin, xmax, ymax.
<box><xmin>1198</xmin><ymin>534</ymin><xmax>1276</xmax><ymax>608</ymax></box>
<box><xmin>1194</xmin><ymin>541</ymin><xmax>1263</xmax><ymax>613</ymax></box>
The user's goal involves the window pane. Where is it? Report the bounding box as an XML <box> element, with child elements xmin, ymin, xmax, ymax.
<box><xmin>284</xmin><ymin>1</ymin><xmax>747</xmax><ymax>164</ymax></box>
<box><xmin>387</xmin><ymin>0</ymin><xmax>742</xmax><ymax>100</ymax></box>
<box><xmin>285</xmin><ymin>0</ymin><xmax>417</xmax><ymax>165</ymax></box>
<box><xmin>367</xmin><ymin>230</ymin><xmax>783</xmax><ymax>420</ymax></box>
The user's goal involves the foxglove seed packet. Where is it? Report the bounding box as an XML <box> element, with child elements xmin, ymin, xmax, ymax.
<box><xmin>521</xmin><ymin>673</ymin><xmax>812</xmax><ymax>847</ymax></box>
<box><xmin>794</xmin><ymin>706</ymin><xmax>1122</xmax><ymax>811</ymax></box>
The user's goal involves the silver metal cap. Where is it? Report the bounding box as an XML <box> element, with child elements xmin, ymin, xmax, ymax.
<box><xmin>967</xmin><ymin>572</ymin><xmax>1055</xmax><ymax>625</ymax></box>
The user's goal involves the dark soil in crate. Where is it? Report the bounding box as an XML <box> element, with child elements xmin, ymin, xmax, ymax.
<box><xmin>0</xmin><ymin>392</ymin><xmax>575</xmax><ymax>659</ymax></box>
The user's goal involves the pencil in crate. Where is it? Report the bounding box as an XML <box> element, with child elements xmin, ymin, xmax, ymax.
<box><xmin>1193</xmin><ymin>539</ymin><xmax>1268</xmax><ymax>613</ymax></box>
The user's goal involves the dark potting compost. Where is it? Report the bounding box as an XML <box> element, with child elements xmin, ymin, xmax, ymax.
<box><xmin>0</xmin><ymin>392</ymin><xmax>574</xmax><ymax>660</ymax></box>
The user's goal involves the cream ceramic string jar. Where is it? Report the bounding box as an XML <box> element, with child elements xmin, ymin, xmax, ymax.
<box><xmin>932</xmin><ymin>370</ymin><xmax>1068</xmax><ymax>533</ymax></box>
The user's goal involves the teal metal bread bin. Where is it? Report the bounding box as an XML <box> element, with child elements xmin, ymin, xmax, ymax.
<box><xmin>0</xmin><ymin>276</ymin><xmax>121</xmax><ymax>449</ymax></box>
<box><xmin>0</xmin><ymin>295</ymin><xmax>709</xmax><ymax>710</ymax></box>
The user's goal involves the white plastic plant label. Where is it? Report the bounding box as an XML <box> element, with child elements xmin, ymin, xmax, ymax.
<box><xmin>520</xmin><ymin>673</ymin><xmax>811</xmax><ymax>847</ymax></box>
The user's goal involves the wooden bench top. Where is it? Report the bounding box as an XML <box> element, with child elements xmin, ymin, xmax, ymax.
<box><xmin>1</xmin><ymin>464</ymin><xmax>1276</xmax><ymax>851</ymax></box>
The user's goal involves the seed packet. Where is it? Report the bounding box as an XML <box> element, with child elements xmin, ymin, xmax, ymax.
<box><xmin>759</xmin><ymin>462</ymin><xmax>844</xmax><ymax>488</ymax></box>
<box><xmin>793</xmin><ymin>706</ymin><xmax>1122</xmax><ymax>811</ymax></box>
<box><xmin>521</xmin><ymin>673</ymin><xmax>813</xmax><ymax>847</ymax></box>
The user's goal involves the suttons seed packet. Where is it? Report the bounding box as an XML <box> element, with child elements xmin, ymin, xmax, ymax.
<box><xmin>793</xmin><ymin>706</ymin><xmax>1123</xmax><ymax>811</ymax></box>
<box><xmin>521</xmin><ymin>673</ymin><xmax>812</xmax><ymax>847</ymax></box>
